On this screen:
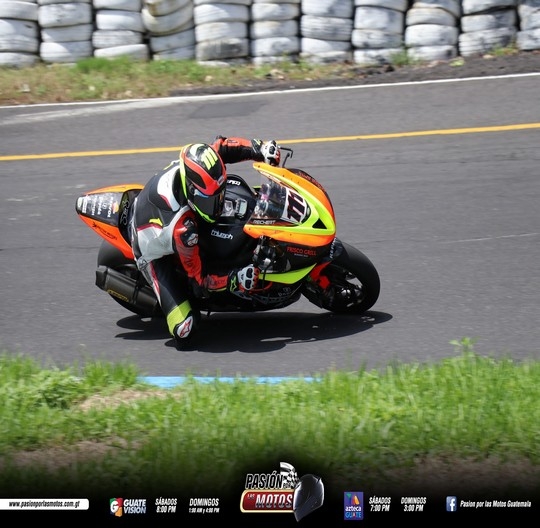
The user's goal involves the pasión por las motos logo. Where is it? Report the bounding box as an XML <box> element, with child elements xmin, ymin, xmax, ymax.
<box><xmin>240</xmin><ymin>462</ymin><xmax>324</xmax><ymax>522</ymax></box>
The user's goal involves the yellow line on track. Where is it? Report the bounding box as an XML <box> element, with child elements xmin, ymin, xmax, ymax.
<box><xmin>2</xmin><ymin>122</ymin><xmax>539</xmax><ymax>161</ymax></box>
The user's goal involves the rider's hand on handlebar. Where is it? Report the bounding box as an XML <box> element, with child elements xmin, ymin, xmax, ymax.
<box><xmin>228</xmin><ymin>265</ymin><xmax>260</xmax><ymax>293</ymax></box>
<box><xmin>260</xmin><ymin>140</ymin><xmax>281</xmax><ymax>166</ymax></box>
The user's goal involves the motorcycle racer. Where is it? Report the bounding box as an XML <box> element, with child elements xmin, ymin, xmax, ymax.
<box><xmin>130</xmin><ymin>136</ymin><xmax>281</xmax><ymax>349</ymax></box>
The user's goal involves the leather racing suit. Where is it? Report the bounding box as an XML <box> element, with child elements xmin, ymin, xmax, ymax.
<box><xmin>130</xmin><ymin>136</ymin><xmax>270</xmax><ymax>346</ymax></box>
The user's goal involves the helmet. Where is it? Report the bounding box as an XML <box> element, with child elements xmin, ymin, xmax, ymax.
<box><xmin>292</xmin><ymin>474</ymin><xmax>324</xmax><ymax>522</ymax></box>
<box><xmin>179</xmin><ymin>143</ymin><xmax>226</xmax><ymax>223</ymax></box>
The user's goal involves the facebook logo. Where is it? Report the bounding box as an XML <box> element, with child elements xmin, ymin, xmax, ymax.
<box><xmin>446</xmin><ymin>496</ymin><xmax>457</xmax><ymax>512</ymax></box>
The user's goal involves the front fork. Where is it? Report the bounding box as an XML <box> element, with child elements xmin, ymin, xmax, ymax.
<box><xmin>306</xmin><ymin>237</ymin><xmax>343</xmax><ymax>289</ymax></box>
<box><xmin>307</xmin><ymin>261</ymin><xmax>332</xmax><ymax>289</ymax></box>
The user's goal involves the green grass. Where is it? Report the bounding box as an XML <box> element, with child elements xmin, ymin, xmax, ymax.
<box><xmin>0</xmin><ymin>56</ymin><xmax>363</xmax><ymax>106</ymax></box>
<box><xmin>1</xmin><ymin>338</ymin><xmax>539</xmax><ymax>498</ymax></box>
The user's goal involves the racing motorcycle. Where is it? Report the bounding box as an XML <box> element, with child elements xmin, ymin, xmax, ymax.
<box><xmin>75</xmin><ymin>148</ymin><xmax>380</xmax><ymax>326</ymax></box>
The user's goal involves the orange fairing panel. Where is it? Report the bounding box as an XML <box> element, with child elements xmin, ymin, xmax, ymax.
<box><xmin>243</xmin><ymin>226</ymin><xmax>334</xmax><ymax>247</ymax></box>
<box><xmin>76</xmin><ymin>183</ymin><xmax>142</xmax><ymax>260</ymax></box>
<box><xmin>87</xmin><ymin>183</ymin><xmax>144</xmax><ymax>194</ymax></box>
<box><xmin>78</xmin><ymin>215</ymin><xmax>134</xmax><ymax>259</ymax></box>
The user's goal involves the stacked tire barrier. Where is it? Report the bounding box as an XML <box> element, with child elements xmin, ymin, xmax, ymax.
<box><xmin>145</xmin><ymin>0</ymin><xmax>193</xmax><ymax>60</ymax></box>
<box><xmin>300</xmin><ymin>0</ymin><xmax>352</xmax><ymax>64</ymax></box>
<box><xmin>405</xmin><ymin>0</ymin><xmax>460</xmax><ymax>61</ymax></box>
<box><xmin>39</xmin><ymin>0</ymin><xmax>93</xmax><ymax>64</ymax></box>
<box><xmin>353</xmin><ymin>0</ymin><xmax>407</xmax><ymax>65</ymax></box>
<box><xmin>1</xmin><ymin>0</ymin><xmax>539</xmax><ymax>68</ymax></box>
<box><xmin>251</xmin><ymin>0</ymin><xmax>300</xmax><ymax>65</ymax></box>
<box><xmin>93</xmin><ymin>0</ymin><xmax>147</xmax><ymax>60</ymax></box>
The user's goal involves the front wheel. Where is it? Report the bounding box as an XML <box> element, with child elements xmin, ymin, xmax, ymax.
<box><xmin>302</xmin><ymin>241</ymin><xmax>380</xmax><ymax>314</ymax></box>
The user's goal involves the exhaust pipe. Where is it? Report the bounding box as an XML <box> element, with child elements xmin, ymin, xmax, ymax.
<box><xmin>95</xmin><ymin>266</ymin><xmax>159</xmax><ymax>315</ymax></box>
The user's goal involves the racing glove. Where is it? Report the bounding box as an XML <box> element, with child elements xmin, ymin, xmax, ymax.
<box><xmin>256</xmin><ymin>139</ymin><xmax>281</xmax><ymax>166</ymax></box>
<box><xmin>228</xmin><ymin>264</ymin><xmax>260</xmax><ymax>293</ymax></box>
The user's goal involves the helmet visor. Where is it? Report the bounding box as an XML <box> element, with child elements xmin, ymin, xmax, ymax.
<box><xmin>193</xmin><ymin>187</ymin><xmax>225</xmax><ymax>221</ymax></box>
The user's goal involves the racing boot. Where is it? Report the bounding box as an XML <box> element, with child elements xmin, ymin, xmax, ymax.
<box><xmin>173</xmin><ymin>310</ymin><xmax>200</xmax><ymax>350</ymax></box>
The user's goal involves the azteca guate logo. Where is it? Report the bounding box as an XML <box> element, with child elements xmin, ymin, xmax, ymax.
<box><xmin>240</xmin><ymin>462</ymin><xmax>324</xmax><ymax>522</ymax></box>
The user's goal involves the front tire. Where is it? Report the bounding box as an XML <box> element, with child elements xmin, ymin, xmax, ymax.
<box><xmin>302</xmin><ymin>241</ymin><xmax>380</xmax><ymax>314</ymax></box>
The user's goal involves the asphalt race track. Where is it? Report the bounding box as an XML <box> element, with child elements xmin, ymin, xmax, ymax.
<box><xmin>1</xmin><ymin>73</ymin><xmax>539</xmax><ymax>378</ymax></box>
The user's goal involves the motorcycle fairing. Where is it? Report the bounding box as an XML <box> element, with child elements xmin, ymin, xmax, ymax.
<box><xmin>259</xmin><ymin>264</ymin><xmax>316</xmax><ymax>284</ymax></box>
<box><xmin>244</xmin><ymin>163</ymin><xmax>336</xmax><ymax>248</ymax></box>
<box><xmin>75</xmin><ymin>183</ymin><xmax>143</xmax><ymax>259</ymax></box>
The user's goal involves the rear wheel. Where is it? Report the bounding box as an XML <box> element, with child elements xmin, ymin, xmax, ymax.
<box><xmin>302</xmin><ymin>241</ymin><xmax>380</xmax><ymax>314</ymax></box>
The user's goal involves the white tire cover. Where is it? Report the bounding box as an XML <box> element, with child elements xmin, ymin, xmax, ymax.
<box><xmin>406</xmin><ymin>7</ymin><xmax>457</xmax><ymax>26</ymax></box>
<box><xmin>149</xmin><ymin>28</ymin><xmax>194</xmax><ymax>51</ymax></box>
<box><xmin>195</xmin><ymin>37</ymin><xmax>248</xmax><ymax>60</ymax></box>
<box><xmin>250</xmin><ymin>36</ymin><xmax>299</xmax><ymax>56</ymax></box>
<box><xmin>0</xmin><ymin>34</ymin><xmax>39</xmax><ymax>53</ymax></box>
<box><xmin>462</xmin><ymin>0</ymin><xmax>517</xmax><ymax>16</ymax></box>
<box><xmin>300</xmin><ymin>50</ymin><xmax>353</xmax><ymax>63</ymax></box>
<box><xmin>301</xmin><ymin>0</ymin><xmax>354</xmax><ymax>19</ymax></box>
<box><xmin>142</xmin><ymin>0</ymin><xmax>190</xmax><ymax>17</ymax></box>
<box><xmin>516</xmin><ymin>28</ymin><xmax>540</xmax><ymax>50</ymax></box>
<box><xmin>0</xmin><ymin>18</ymin><xmax>38</xmax><ymax>38</ymax></box>
<box><xmin>0</xmin><ymin>1</ymin><xmax>38</xmax><ymax>21</ymax></box>
<box><xmin>250</xmin><ymin>20</ymin><xmax>298</xmax><ymax>39</ymax></box>
<box><xmin>153</xmin><ymin>44</ymin><xmax>195</xmax><ymax>59</ymax></box>
<box><xmin>300</xmin><ymin>15</ymin><xmax>353</xmax><ymax>41</ymax></box>
<box><xmin>518</xmin><ymin>11</ymin><xmax>540</xmax><ymax>31</ymax></box>
<box><xmin>198</xmin><ymin>57</ymin><xmax>249</xmax><ymax>66</ymax></box>
<box><xmin>519</xmin><ymin>2</ymin><xmax>540</xmax><ymax>20</ymax></box>
<box><xmin>194</xmin><ymin>0</ymin><xmax>252</xmax><ymax>5</ymax></box>
<box><xmin>409</xmin><ymin>0</ymin><xmax>461</xmax><ymax>19</ymax></box>
<box><xmin>38</xmin><ymin>0</ymin><xmax>90</xmax><ymax>4</ymax></box>
<box><xmin>461</xmin><ymin>10</ymin><xmax>517</xmax><ymax>32</ymax></box>
<box><xmin>251</xmin><ymin>0</ymin><xmax>300</xmax><ymax>3</ymax></box>
<box><xmin>354</xmin><ymin>0</ymin><xmax>408</xmax><ymax>12</ymax></box>
<box><xmin>92</xmin><ymin>29</ymin><xmax>143</xmax><ymax>48</ymax></box>
<box><xmin>97</xmin><ymin>9</ymin><xmax>145</xmax><ymax>31</ymax></box>
<box><xmin>351</xmin><ymin>28</ymin><xmax>403</xmax><ymax>49</ymax></box>
<box><xmin>301</xmin><ymin>37</ymin><xmax>351</xmax><ymax>53</ymax></box>
<box><xmin>407</xmin><ymin>44</ymin><xmax>457</xmax><ymax>60</ymax></box>
<box><xmin>250</xmin><ymin>55</ymin><xmax>292</xmax><ymax>65</ymax></box>
<box><xmin>39</xmin><ymin>3</ymin><xmax>93</xmax><ymax>28</ymax></box>
<box><xmin>195</xmin><ymin>21</ymin><xmax>247</xmax><ymax>42</ymax></box>
<box><xmin>142</xmin><ymin>5</ymin><xmax>193</xmax><ymax>34</ymax></box>
<box><xmin>251</xmin><ymin>3</ymin><xmax>300</xmax><ymax>21</ymax></box>
<box><xmin>194</xmin><ymin>3</ymin><xmax>249</xmax><ymax>24</ymax></box>
<box><xmin>354</xmin><ymin>7</ymin><xmax>404</xmax><ymax>33</ymax></box>
<box><xmin>0</xmin><ymin>51</ymin><xmax>39</xmax><ymax>67</ymax></box>
<box><xmin>458</xmin><ymin>27</ymin><xmax>517</xmax><ymax>55</ymax></box>
<box><xmin>41</xmin><ymin>23</ymin><xmax>93</xmax><ymax>42</ymax></box>
<box><xmin>353</xmin><ymin>47</ymin><xmax>403</xmax><ymax>65</ymax></box>
<box><xmin>93</xmin><ymin>0</ymin><xmax>142</xmax><ymax>12</ymax></box>
<box><xmin>40</xmin><ymin>40</ymin><xmax>93</xmax><ymax>62</ymax></box>
<box><xmin>405</xmin><ymin>24</ymin><xmax>459</xmax><ymax>46</ymax></box>
<box><xmin>94</xmin><ymin>43</ymin><xmax>150</xmax><ymax>59</ymax></box>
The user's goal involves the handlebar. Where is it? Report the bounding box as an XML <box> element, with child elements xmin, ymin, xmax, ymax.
<box><xmin>280</xmin><ymin>146</ymin><xmax>293</xmax><ymax>167</ymax></box>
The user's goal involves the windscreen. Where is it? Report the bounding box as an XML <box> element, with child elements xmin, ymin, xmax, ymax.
<box><xmin>248</xmin><ymin>177</ymin><xmax>310</xmax><ymax>226</ymax></box>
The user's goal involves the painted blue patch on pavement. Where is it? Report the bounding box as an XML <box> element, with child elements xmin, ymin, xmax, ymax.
<box><xmin>141</xmin><ymin>376</ymin><xmax>315</xmax><ymax>388</ymax></box>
